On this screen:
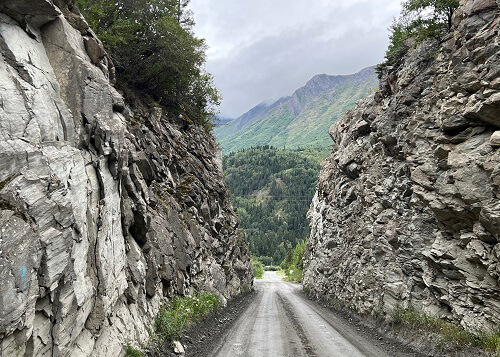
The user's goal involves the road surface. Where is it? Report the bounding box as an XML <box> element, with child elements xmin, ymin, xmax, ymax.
<box><xmin>208</xmin><ymin>271</ymin><xmax>396</xmax><ymax>357</ymax></box>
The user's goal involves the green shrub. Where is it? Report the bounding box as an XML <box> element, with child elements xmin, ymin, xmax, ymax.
<box><xmin>251</xmin><ymin>258</ymin><xmax>264</xmax><ymax>279</ymax></box>
<box><xmin>377</xmin><ymin>0</ymin><xmax>459</xmax><ymax>77</ymax></box>
<box><xmin>76</xmin><ymin>0</ymin><xmax>220</xmax><ymax>127</ymax></box>
<box><xmin>392</xmin><ymin>305</ymin><xmax>500</xmax><ymax>355</ymax></box>
<box><xmin>155</xmin><ymin>293</ymin><xmax>221</xmax><ymax>341</ymax></box>
<box><xmin>281</xmin><ymin>241</ymin><xmax>306</xmax><ymax>283</ymax></box>
<box><xmin>125</xmin><ymin>344</ymin><xmax>144</xmax><ymax>357</ymax></box>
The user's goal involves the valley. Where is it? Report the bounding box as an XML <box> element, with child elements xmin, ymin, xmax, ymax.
<box><xmin>223</xmin><ymin>146</ymin><xmax>329</xmax><ymax>266</ymax></box>
<box><xmin>0</xmin><ymin>0</ymin><xmax>499</xmax><ymax>356</ymax></box>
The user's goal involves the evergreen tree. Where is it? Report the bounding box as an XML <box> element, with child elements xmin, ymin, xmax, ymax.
<box><xmin>224</xmin><ymin>146</ymin><xmax>328</xmax><ymax>265</ymax></box>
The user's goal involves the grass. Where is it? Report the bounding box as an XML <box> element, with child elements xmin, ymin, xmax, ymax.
<box><xmin>276</xmin><ymin>270</ymin><xmax>285</xmax><ymax>278</ymax></box>
<box><xmin>125</xmin><ymin>292</ymin><xmax>222</xmax><ymax>356</ymax></box>
<box><xmin>125</xmin><ymin>344</ymin><xmax>145</xmax><ymax>357</ymax></box>
<box><xmin>155</xmin><ymin>292</ymin><xmax>221</xmax><ymax>341</ymax></box>
<box><xmin>392</xmin><ymin>306</ymin><xmax>500</xmax><ymax>356</ymax></box>
<box><xmin>283</xmin><ymin>268</ymin><xmax>303</xmax><ymax>283</ymax></box>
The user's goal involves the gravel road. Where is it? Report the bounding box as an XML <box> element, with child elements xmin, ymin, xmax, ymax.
<box><xmin>207</xmin><ymin>271</ymin><xmax>411</xmax><ymax>357</ymax></box>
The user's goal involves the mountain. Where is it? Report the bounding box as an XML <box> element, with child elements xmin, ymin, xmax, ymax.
<box><xmin>223</xmin><ymin>146</ymin><xmax>329</xmax><ymax>265</ymax></box>
<box><xmin>215</xmin><ymin>66</ymin><xmax>378</xmax><ymax>153</ymax></box>
<box><xmin>215</xmin><ymin>115</ymin><xmax>234</xmax><ymax>125</ymax></box>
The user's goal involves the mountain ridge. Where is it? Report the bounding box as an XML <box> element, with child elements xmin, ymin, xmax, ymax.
<box><xmin>215</xmin><ymin>66</ymin><xmax>378</xmax><ymax>153</ymax></box>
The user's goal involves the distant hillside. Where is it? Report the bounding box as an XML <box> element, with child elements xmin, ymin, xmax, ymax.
<box><xmin>215</xmin><ymin>66</ymin><xmax>378</xmax><ymax>153</ymax></box>
<box><xmin>215</xmin><ymin>115</ymin><xmax>234</xmax><ymax>125</ymax></box>
<box><xmin>224</xmin><ymin>146</ymin><xmax>329</xmax><ymax>265</ymax></box>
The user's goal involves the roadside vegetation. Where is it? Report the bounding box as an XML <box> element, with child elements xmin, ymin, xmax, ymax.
<box><xmin>125</xmin><ymin>292</ymin><xmax>221</xmax><ymax>356</ymax></box>
<box><xmin>76</xmin><ymin>0</ymin><xmax>220</xmax><ymax>129</ymax></box>
<box><xmin>251</xmin><ymin>257</ymin><xmax>264</xmax><ymax>279</ymax></box>
<box><xmin>377</xmin><ymin>0</ymin><xmax>460</xmax><ymax>76</ymax></box>
<box><xmin>281</xmin><ymin>241</ymin><xmax>306</xmax><ymax>283</ymax></box>
<box><xmin>392</xmin><ymin>306</ymin><xmax>500</xmax><ymax>356</ymax></box>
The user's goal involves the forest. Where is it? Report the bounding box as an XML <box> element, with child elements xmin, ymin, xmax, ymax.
<box><xmin>223</xmin><ymin>146</ymin><xmax>329</xmax><ymax>265</ymax></box>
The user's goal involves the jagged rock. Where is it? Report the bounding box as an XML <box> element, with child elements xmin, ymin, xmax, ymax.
<box><xmin>0</xmin><ymin>2</ymin><xmax>252</xmax><ymax>356</ymax></box>
<box><xmin>490</xmin><ymin>131</ymin><xmax>500</xmax><ymax>147</ymax></box>
<box><xmin>304</xmin><ymin>0</ymin><xmax>500</xmax><ymax>333</ymax></box>
<box><xmin>441</xmin><ymin>115</ymin><xmax>469</xmax><ymax>133</ymax></box>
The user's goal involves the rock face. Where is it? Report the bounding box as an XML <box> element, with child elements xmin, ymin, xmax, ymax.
<box><xmin>0</xmin><ymin>1</ymin><xmax>252</xmax><ymax>356</ymax></box>
<box><xmin>304</xmin><ymin>0</ymin><xmax>500</xmax><ymax>332</ymax></box>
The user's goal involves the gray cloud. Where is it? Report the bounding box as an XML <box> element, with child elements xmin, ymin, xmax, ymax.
<box><xmin>189</xmin><ymin>0</ymin><xmax>402</xmax><ymax>117</ymax></box>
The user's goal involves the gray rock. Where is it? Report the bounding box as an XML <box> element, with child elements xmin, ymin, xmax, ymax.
<box><xmin>0</xmin><ymin>1</ymin><xmax>253</xmax><ymax>355</ymax></box>
<box><xmin>304</xmin><ymin>0</ymin><xmax>500</xmax><ymax>333</ymax></box>
<box><xmin>173</xmin><ymin>340</ymin><xmax>185</xmax><ymax>355</ymax></box>
<box><xmin>490</xmin><ymin>131</ymin><xmax>500</xmax><ymax>147</ymax></box>
<box><xmin>441</xmin><ymin>115</ymin><xmax>469</xmax><ymax>133</ymax></box>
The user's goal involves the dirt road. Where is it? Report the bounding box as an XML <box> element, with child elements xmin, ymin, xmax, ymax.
<box><xmin>207</xmin><ymin>271</ymin><xmax>412</xmax><ymax>357</ymax></box>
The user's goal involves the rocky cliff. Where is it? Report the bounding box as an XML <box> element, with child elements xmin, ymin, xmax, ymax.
<box><xmin>0</xmin><ymin>1</ymin><xmax>252</xmax><ymax>356</ymax></box>
<box><xmin>304</xmin><ymin>0</ymin><xmax>500</xmax><ymax>332</ymax></box>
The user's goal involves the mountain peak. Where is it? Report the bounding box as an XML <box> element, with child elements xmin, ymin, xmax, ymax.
<box><xmin>215</xmin><ymin>66</ymin><xmax>379</xmax><ymax>153</ymax></box>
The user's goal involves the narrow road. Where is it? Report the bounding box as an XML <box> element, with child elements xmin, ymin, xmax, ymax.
<box><xmin>208</xmin><ymin>271</ymin><xmax>398</xmax><ymax>357</ymax></box>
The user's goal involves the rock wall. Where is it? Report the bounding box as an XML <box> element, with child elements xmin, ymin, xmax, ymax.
<box><xmin>0</xmin><ymin>1</ymin><xmax>252</xmax><ymax>356</ymax></box>
<box><xmin>304</xmin><ymin>0</ymin><xmax>500</xmax><ymax>332</ymax></box>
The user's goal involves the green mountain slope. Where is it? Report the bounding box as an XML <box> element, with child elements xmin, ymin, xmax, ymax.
<box><xmin>216</xmin><ymin>66</ymin><xmax>378</xmax><ymax>153</ymax></box>
<box><xmin>224</xmin><ymin>146</ymin><xmax>329</xmax><ymax>265</ymax></box>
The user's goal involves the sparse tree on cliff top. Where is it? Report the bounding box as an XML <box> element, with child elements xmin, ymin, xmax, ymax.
<box><xmin>403</xmin><ymin>0</ymin><xmax>459</xmax><ymax>30</ymax></box>
<box><xmin>377</xmin><ymin>0</ymin><xmax>459</xmax><ymax>76</ymax></box>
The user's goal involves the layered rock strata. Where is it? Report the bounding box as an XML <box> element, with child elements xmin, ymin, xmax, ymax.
<box><xmin>0</xmin><ymin>1</ymin><xmax>252</xmax><ymax>356</ymax></box>
<box><xmin>304</xmin><ymin>0</ymin><xmax>500</xmax><ymax>331</ymax></box>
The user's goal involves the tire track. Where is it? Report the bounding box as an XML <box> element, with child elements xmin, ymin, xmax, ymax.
<box><xmin>277</xmin><ymin>292</ymin><xmax>318</xmax><ymax>357</ymax></box>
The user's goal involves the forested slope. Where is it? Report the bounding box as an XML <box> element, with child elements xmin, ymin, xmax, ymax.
<box><xmin>224</xmin><ymin>147</ymin><xmax>329</xmax><ymax>264</ymax></box>
<box><xmin>216</xmin><ymin>67</ymin><xmax>378</xmax><ymax>153</ymax></box>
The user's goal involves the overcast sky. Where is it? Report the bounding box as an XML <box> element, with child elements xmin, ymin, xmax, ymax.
<box><xmin>189</xmin><ymin>0</ymin><xmax>402</xmax><ymax>118</ymax></box>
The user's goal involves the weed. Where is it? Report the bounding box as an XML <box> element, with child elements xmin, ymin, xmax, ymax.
<box><xmin>155</xmin><ymin>292</ymin><xmax>221</xmax><ymax>341</ymax></box>
<box><xmin>392</xmin><ymin>306</ymin><xmax>500</xmax><ymax>355</ymax></box>
<box><xmin>125</xmin><ymin>344</ymin><xmax>144</xmax><ymax>357</ymax></box>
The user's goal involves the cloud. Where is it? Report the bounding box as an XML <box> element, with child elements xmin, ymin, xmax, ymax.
<box><xmin>189</xmin><ymin>0</ymin><xmax>401</xmax><ymax>117</ymax></box>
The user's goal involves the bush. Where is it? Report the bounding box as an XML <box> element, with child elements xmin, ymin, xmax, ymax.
<box><xmin>392</xmin><ymin>306</ymin><xmax>500</xmax><ymax>355</ymax></box>
<box><xmin>377</xmin><ymin>0</ymin><xmax>459</xmax><ymax>76</ymax></box>
<box><xmin>281</xmin><ymin>241</ymin><xmax>306</xmax><ymax>283</ymax></box>
<box><xmin>76</xmin><ymin>0</ymin><xmax>220</xmax><ymax>127</ymax></box>
<box><xmin>155</xmin><ymin>293</ymin><xmax>221</xmax><ymax>341</ymax></box>
<box><xmin>251</xmin><ymin>257</ymin><xmax>264</xmax><ymax>279</ymax></box>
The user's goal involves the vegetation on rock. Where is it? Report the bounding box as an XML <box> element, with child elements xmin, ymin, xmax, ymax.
<box><xmin>77</xmin><ymin>0</ymin><xmax>220</xmax><ymax>126</ymax></box>
<box><xmin>392</xmin><ymin>306</ymin><xmax>500</xmax><ymax>355</ymax></box>
<box><xmin>377</xmin><ymin>0</ymin><xmax>459</xmax><ymax>75</ymax></box>
<box><xmin>224</xmin><ymin>146</ymin><xmax>328</xmax><ymax>265</ymax></box>
<box><xmin>128</xmin><ymin>292</ymin><xmax>221</xmax><ymax>355</ymax></box>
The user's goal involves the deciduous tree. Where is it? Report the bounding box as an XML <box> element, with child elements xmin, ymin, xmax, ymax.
<box><xmin>77</xmin><ymin>0</ymin><xmax>220</xmax><ymax>127</ymax></box>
